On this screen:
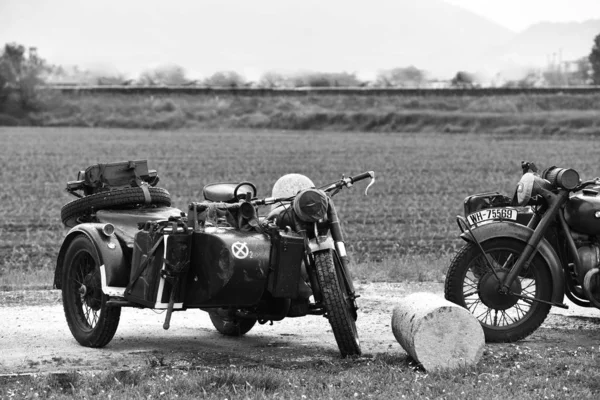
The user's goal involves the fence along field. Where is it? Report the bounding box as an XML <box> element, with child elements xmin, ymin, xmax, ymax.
<box><xmin>1</xmin><ymin>127</ymin><xmax>599</xmax><ymax>288</ymax></box>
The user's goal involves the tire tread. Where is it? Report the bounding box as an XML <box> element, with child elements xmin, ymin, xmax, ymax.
<box><xmin>314</xmin><ymin>250</ymin><xmax>361</xmax><ymax>357</ymax></box>
<box><xmin>61</xmin><ymin>186</ymin><xmax>171</xmax><ymax>227</ymax></box>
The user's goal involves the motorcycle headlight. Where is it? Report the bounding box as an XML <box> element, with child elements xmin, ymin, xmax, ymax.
<box><xmin>542</xmin><ymin>167</ymin><xmax>580</xmax><ymax>190</ymax></box>
<box><xmin>293</xmin><ymin>188</ymin><xmax>329</xmax><ymax>222</ymax></box>
<box><xmin>515</xmin><ymin>172</ymin><xmax>552</xmax><ymax>206</ymax></box>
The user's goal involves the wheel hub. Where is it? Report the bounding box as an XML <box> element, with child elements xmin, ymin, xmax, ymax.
<box><xmin>82</xmin><ymin>273</ymin><xmax>102</xmax><ymax>310</ymax></box>
<box><xmin>478</xmin><ymin>270</ymin><xmax>522</xmax><ymax>310</ymax></box>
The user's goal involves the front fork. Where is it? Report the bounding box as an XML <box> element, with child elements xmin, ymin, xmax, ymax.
<box><xmin>299</xmin><ymin>200</ymin><xmax>358</xmax><ymax>304</ymax></box>
<box><xmin>459</xmin><ymin>189</ymin><xmax>569</xmax><ymax>299</ymax></box>
<box><xmin>326</xmin><ymin>200</ymin><xmax>356</xmax><ymax>296</ymax></box>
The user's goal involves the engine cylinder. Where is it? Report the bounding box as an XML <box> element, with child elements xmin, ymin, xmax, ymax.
<box><xmin>576</xmin><ymin>245</ymin><xmax>600</xmax><ymax>285</ymax></box>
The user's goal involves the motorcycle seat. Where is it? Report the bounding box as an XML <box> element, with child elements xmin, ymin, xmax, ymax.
<box><xmin>203</xmin><ymin>182</ymin><xmax>256</xmax><ymax>202</ymax></box>
<box><xmin>95</xmin><ymin>207</ymin><xmax>183</xmax><ymax>246</ymax></box>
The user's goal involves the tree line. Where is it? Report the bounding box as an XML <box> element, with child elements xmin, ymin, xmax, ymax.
<box><xmin>2</xmin><ymin>33</ymin><xmax>600</xmax><ymax>119</ymax></box>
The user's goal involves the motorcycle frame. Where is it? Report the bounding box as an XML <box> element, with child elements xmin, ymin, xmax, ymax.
<box><xmin>497</xmin><ymin>188</ymin><xmax>569</xmax><ymax>295</ymax></box>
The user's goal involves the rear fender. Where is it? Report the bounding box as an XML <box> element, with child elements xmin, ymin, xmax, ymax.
<box><xmin>54</xmin><ymin>223</ymin><xmax>129</xmax><ymax>292</ymax></box>
<box><xmin>460</xmin><ymin>221</ymin><xmax>565</xmax><ymax>304</ymax></box>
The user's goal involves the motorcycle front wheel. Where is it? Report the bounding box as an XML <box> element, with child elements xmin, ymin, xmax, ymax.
<box><xmin>445</xmin><ymin>237</ymin><xmax>552</xmax><ymax>343</ymax></box>
<box><xmin>314</xmin><ymin>249</ymin><xmax>361</xmax><ymax>357</ymax></box>
<box><xmin>208</xmin><ymin>311</ymin><xmax>257</xmax><ymax>336</ymax></box>
<box><xmin>61</xmin><ymin>235</ymin><xmax>121</xmax><ymax>347</ymax></box>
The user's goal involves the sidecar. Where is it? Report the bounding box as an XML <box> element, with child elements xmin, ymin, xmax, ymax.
<box><xmin>54</xmin><ymin>160</ymin><xmax>308</xmax><ymax>348</ymax></box>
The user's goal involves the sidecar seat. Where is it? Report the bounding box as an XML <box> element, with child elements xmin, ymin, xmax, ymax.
<box><xmin>203</xmin><ymin>182</ymin><xmax>257</xmax><ymax>203</ymax></box>
<box><xmin>95</xmin><ymin>207</ymin><xmax>183</xmax><ymax>247</ymax></box>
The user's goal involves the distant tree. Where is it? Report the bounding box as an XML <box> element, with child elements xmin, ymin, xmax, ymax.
<box><xmin>573</xmin><ymin>56</ymin><xmax>592</xmax><ymax>85</ymax></box>
<box><xmin>204</xmin><ymin>70</ymin><xmax>246</xmax><ymax>87</ymax></box>
<box><xmin>258</xmin><ymin>71</ymin><xmax>287</xmax><ymax>88</ymax></box>
<box><xmin>589</xmin><ymin>33</ymin><xmax>600</xmax><ymax>85</ymax></box>
<box><xmin>450</xmin><ymin>71</ymin><xmax>477</xmax><ymax>88</ymax></box>
<box><xmin>0</xmin><ymin>43</ymin><xmax>48</xmax><ymax>114</ymax></box>
<box><xmin>95</xmin><ymin>73</ymin><xmax>127</xmax><ymax>85</ymax></box>
<box><xmin>505</xmin><ymin>70</ymin><xmax>541</xmax><ymax>88</ymax></box>
<box><xmin>291</xmin><ymin>71</ymin><xmax>362</xmax><ymax>87</ymax></box>
<box><xmin>542</xmin><ymin>67</ymin><xmax>565</xmax><ymax>86</ymax></box>
<box><xmin>375</xmin><ymin>66</ymin><xmax>427</xmax><ymax>87</ymax></box>
<box><xmin>139</xmin><ymin>64</ymin><xmax>187</xmax><ymax>85</ymax></box>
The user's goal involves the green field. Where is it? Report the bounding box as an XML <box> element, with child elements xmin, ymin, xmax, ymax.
<box><xmin>2</xmin><ymin>127</ymin><xmax>600</xmax><ymax>288</ymax></box>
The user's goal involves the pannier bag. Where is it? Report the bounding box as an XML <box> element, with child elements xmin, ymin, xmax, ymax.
<box><xmin>267</xmin><ymin>230</ymin><xmax>305</xmax><ymax>298</ymax></box>
<box><xmin>125</xmin><ymin>217</ymin><xmax>192</xmax><ymax>309</ymax></box>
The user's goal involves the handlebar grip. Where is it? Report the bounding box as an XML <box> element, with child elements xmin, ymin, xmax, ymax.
<box><xmin>350</xmin><ymin>171</ymin><xmax>374</xmax><ymax>183</ymax></box>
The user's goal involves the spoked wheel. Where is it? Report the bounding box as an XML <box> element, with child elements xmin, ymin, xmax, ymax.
<box><xmin>445</xmin><ymin>238</ymin><xmax>552</xmax><ymax>343</ymax></box>
<box><xmin>61</xmin><ymin>235</ymin><xmax>121</xmax><ymax>347</ymax></box>
<box><xmin>208</xmin><ymin>310</ymin><xmax>257</xmax><ymax>336</ymax></box>
<box><xmin>313</xmin><ymin>249</ymin><xmax>361</xmax><ymax>357</ymax></box>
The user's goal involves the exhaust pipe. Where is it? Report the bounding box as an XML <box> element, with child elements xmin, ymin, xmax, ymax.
<box><xmin>582</xmin><ymin>268</ymin><xmax>600</xmax><ymax>309</ymax></box>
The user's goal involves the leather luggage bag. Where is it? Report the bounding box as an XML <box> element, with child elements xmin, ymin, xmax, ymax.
<box><xmin>125</xmin><ymin>218</ymin><xmax>191</xmax><ymax>308</ymax></box>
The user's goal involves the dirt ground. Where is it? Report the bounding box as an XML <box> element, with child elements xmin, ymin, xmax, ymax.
<box><xmin>1</xmin><ymin>282</ymin><xmax>599</xmax><ymax>375</ymax></box>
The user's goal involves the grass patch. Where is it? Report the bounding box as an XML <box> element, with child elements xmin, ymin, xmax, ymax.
<box><xmin>2</xmin><ymin>344</ymin><xmax>599</xmax><ymax>399</ymax></box>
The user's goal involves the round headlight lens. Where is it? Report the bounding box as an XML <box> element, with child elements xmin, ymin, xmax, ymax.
<box><xmin>293</xmin><ymin>188</ymin><xmax>329</xmax><ymax>222</ymax></box>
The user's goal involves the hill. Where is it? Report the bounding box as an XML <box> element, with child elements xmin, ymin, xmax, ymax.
<box><xmin>494</xmin><ymin>19</ymin><xmax>600</xmax><ymax>68</ymax></box>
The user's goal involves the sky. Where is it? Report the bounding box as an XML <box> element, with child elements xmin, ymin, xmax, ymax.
<box><xmin>1</xmin><ymin>0</ymin><xmax>599</xmax><ymax>80</ymax></box>
<box><xmin>446</xmin><ymin>0</ymin><xmax>600</xmax><ymax>31</ymax></box>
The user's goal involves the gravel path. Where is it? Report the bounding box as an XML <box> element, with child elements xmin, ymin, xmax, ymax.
<box><xmin>1</xmin><ymin>282</ymin><xmax>598</xmax><ymax>375</ymax></box>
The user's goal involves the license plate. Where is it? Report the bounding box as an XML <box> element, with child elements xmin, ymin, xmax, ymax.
<box><xmin>467</xmin><ymin>208</ymin><xmax>517</xmax><ymax>226</ymax></box>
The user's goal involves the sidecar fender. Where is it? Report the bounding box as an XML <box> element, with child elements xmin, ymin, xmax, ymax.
<box><xmin>460</xmin><ymin>221</ymin><xmax>565</xmax><ymax>304</ymax></box>
<box><xmin>54</xmin><ymin>223</ymin><xmax>129</xmax><ymax>294</ymax></box>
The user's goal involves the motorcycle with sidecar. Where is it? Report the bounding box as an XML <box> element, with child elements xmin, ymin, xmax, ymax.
<box><xmin>54</xmin><ymin>160</ymin><xmax>374</xmax><ymax>357</ymax></box>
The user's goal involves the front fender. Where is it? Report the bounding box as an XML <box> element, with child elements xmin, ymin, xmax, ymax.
<box><xmin>308</xmin><ymin>235</ymin><xmax>335</xmax><ymax>253</ymax></box>
<box><xmin>54</xmin><ymin>223</ymin><xmax>128</xmax><ymax>290</ymax></box>
<box><xmin>460</xmin><ymin>221</ymin><xmax>565</xmax><ymax>305</ymax></box>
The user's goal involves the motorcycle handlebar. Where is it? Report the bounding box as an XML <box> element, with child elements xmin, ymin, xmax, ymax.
<box><xmin>349</xmin><ymin>171</ymin><xmax>375</xmax><ymax>184</ymax></box>
<box><xmin>322</xmin><ymin>171</ymin><xmax>375</xmax><ymax>193</ymax></box>
<box><xmin>190</xmin><ymin>170</ymin><xmax>375</xmax><ymax>212</ymax></box>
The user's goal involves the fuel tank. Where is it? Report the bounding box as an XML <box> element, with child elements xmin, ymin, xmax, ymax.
<box><xmin>184</xmin><ymin>227</ymin><xmax>271</xmax><ymax>307</ymax></box>
<box><xmin>565</xmin><ymin>191</ymin><xmax>600</xmax><ymax>235</ymax></box>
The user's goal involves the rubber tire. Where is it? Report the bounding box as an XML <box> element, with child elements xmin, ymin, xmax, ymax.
<box><xmin>61</xmin><ymin>186</ymin><xmax>171</xmax><ymax>227</ymax></box>
<box><xmin>208</xmin><ymin>311</ymin><xmax>257</xmax><ymax>336</ymax></box>
<box><xmin>314</xmin><ymin>250</ymin><xmax>362</xmax><ymax>357</ymax></box>
<box><xmin>445</xmin><ymin>238</ymin><xmax>553</xmax><ymax>343</ymax></box>
<box><xmin>61</xmin><ymin>235</ymin><xmax>121</xmax><ymax>348</ymax></box>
